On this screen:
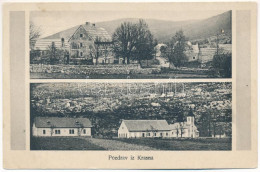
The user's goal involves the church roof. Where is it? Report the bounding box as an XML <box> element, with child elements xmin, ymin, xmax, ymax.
<box><xmin>123</xmin><ymin>120</ymin><xmax>171</xmax><ymax>132</ymax></box>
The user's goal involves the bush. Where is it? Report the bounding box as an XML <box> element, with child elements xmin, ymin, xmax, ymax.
<box><xmin>212</xmin><ymin>53</ymin><xmax>232</xmax><ymax>78</ymax></box>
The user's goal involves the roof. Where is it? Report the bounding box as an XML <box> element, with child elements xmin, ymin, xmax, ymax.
<box><xmin>34</xmin><ymin>39</ymin><xmax>70</xmax><ymax>50</ymax></box>
<box><xmin>123</xmin><ymin>120</ymin><xmax>171</xmax><ymax>132</ymax></box>
<box><xmin>43</xmin><ymin>23</ymin><xmax>111</xmax><ymax>41</ymax></box>
<box><xmin>43</xmin><ymin>25</ymin><xmax>80</xmax><ymax>40</ymax></box>
<box><xmin>81</xmin><ymin>24</ymin><xmax>112</xmax><ymax>42</ymax></box>
<box><xmin>34</xmin><ymin>117</ymin><xmax>92</xmax><ymax>128</ymax></box>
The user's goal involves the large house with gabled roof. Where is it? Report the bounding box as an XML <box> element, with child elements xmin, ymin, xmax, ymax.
<box><xmin>34</xmin><ymin>22</ymin><xmax>114</xmax><ymax>64</ymax></box>
<box><xmin>32</xmin><ymin>117</ymin><xmax>92</xmax><ymax>137</ymax></box>
<box><xmin>118</xmin><ymin>120</ymin><xmax>172</xmax><ymax>138</ymax></box>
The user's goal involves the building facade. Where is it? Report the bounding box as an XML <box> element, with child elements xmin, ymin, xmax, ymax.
<box><xmin>118</xmin><ymin>109</ymin><xmax>199</xmax><ymax>139</ymax></box>
<box><xmin>32</xmin><ymin>117</ymin><xmax>92</xmax><ymax>137</ymax></box>
<box><xmin>169</xmin><ymin>109</ymin><xmax>199</xmax><ymax>138</ymax></box>
<box><xmin>118</xmin><ymin>120</ymin><xmax>171</xmax><ymax>138</ymax></box>
<box><xmin>33</xmin><ymin>22</ymin><xmax>114</xmax><ymax>64</ymax></box>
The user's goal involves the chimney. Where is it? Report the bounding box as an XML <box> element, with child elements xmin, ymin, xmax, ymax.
<box><xmin>92</xmin><ymin>23</ymin><xmax>95</xmax><ymax>27</ymax></box>
<box><xmin>85</xmin><ymin>22</ymin><xmax>90</xmax><ymax>25</ymax></box>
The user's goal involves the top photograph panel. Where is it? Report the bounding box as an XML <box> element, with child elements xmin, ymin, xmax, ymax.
<box><xmin>30</xmin><ymin>10</ymin><xmax>232</xmax><ymax>79</ymax></box>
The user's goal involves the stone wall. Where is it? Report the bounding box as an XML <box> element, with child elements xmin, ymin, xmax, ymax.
<box><xmin>30</xmin><ymin>64</ymin><xmax>161</xmax><ymax>75</ymax></box>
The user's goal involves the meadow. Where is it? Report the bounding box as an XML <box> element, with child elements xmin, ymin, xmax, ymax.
<box><xmin>31</xmin><ymin>137</ymin><xmax>231</xmax><ymax>151</ymax></box>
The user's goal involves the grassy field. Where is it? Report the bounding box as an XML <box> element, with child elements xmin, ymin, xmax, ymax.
<box><xmin>31</xmin><ymin>137</ymin><xmax>231</xmax><ymax>151</ymax></box>
<box><xmin>31</xmin><ymin>137</ymin><xmax>105</xmax><ymax>150</ymax></box>
<box><xmin>113</xmin><ymin>138</ymin><xmax>232</xmax><ymax>151</ymax></box>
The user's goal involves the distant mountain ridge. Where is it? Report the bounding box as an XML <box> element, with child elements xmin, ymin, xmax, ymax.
<box><xmin>96</xmin><ymin>11</ymin><xmax>231</xmax><ymax>43</ymax></box>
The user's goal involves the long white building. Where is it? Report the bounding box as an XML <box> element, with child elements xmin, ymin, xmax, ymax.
<box><xmin>32</xmin><ymin>117</ymin><xmax>92</xmax><ymax>137</ymax></box>
<box><xmin>118</xmin><ymin>110</ymin><xmax>199</xmax><ymax>138</ymax></box>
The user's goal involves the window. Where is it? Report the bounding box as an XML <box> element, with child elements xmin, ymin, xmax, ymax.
<box><xmin>55</xmin><ymin>130</ymin><xmax>60</xmax><ymax>134</ymax></box>
<box><xmin>80</xmin><ymin>34</ymin><xmax>83</xmax><ymax>38</ymax></box>
<box><xmin>43</xmin><ymin>130</ymin><xmax>46</xmax><ymax>134</ymax></box>
<box><xmin>83</xmin><ymin>129</ymin><xmax>86</xmax><ymax>134</ymax></box>
<box><xmin>154</xmin><ymin>133</ymin><xmax>156</xmax><ymax>136</ymax></box>
<box><xmin>80</xmin><ymin>52</ymin><xmax>83</xmax><ymax>57</ymax></box>
<box><xmin>193</xmin><ymin>56</ymin><xmax>195</xmax><ymax>59</ymax></box>
<box><xmin>146</xmin><ymin>133</ymin><xmax>150</xmax><ymax>137</ymax></box>
<box><xmin>166</xmin><ymin>133</ymin><xmax>168</xmax><ymax>136</ymax></box>
<box><xmin>160</xmin><ymin>133</ymin><xmax>163</xmax><ymax>137</ymax></box>
<box><xmin>80</xmin><ymin>43</ymin><xmax>83</xmax><ymax>47</ymax></box>
<box><xmin>69</xmin><ymin>129</ymin><xmax>74</xmax><ymax>134</ymax></box>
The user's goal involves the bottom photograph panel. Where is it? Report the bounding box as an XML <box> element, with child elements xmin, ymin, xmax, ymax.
<box><xmin>30</xmin><ymin>82</ymin><xmax>232</xmax><ymax>151</ymax></box>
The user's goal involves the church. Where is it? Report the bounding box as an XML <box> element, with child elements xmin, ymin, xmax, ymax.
<box><xmin>169</xmin><ymin>108</ymin><xmax>200</xmax><ymax>138</ymax></box>
<box><xmin>118</xmin><ymin>109</ymin><xmax>199</xmax><ymax>138</ymax></box>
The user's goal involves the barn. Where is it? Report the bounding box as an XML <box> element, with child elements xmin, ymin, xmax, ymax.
<box><xmin>32</xmin><ymin>117</ymin><xmax>92</xmax><ymax>137</ymax></box>
<box><xmin>118</xmin><ymin>120</ymin><xmax>171</xmax><ymax>138</ymax></box>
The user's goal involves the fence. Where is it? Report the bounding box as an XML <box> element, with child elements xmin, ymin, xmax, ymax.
<box><xmin>30</xmin><ymin>64</ymin><xmax>161</xmax><ymax>75</ymax></box>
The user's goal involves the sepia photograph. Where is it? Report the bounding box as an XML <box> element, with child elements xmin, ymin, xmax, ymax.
<box><xmin>30</xmin><ymin>82</ymin><xmax>232</xmax><ymax>150</ymax></box>
<box><xmin>30</xmin><ymin>10</ymin><xmax>232</xmax><ymax>79</ymax></box>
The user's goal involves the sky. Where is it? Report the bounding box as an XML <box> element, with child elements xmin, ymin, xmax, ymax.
<box><xmin>30</xmin><ymin>10</ymin><xmax>228</xmax><ymax>38</ymax></box>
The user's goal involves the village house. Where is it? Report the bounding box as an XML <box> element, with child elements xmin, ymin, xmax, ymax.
<box><xmin>32</xmin><ymin>117</ymin><xmax>92</xmax><ymax>137</ymax></box>
<box><xmin>34</xmin><ymin>22</ymin><xmax>114</xmax><ymax>64</ymax></box>
<box><xmin>185</xmin><ymin>41</ymin><xmax>200</xmax><ymax>62</ymax></box>
<box><xmin>169</xmin><ymin>109</ymin><xmax>199</xmax><ymax>138</ymax></box>
<box><xmin>118</xmin><ymin>120</ymin><xmax>171</xmax><ymax>138</ymax></box>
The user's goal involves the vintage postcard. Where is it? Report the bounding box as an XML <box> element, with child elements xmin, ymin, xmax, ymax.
<box><xmin>2</xmin><ymin>2</ymin><xmax>258</xmax><ymax>170</ymax></box>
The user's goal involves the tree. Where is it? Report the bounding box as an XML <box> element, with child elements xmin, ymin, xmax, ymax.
<box><xmin>48</xmin><ymin>42</ymin><xmax>57</xmax><ymax>65</ymax></box>
<box><xmin>166</xmin><ymin>30</ymin><xmax>187</xmax><ymax>68</ymax></box>
<box><xmin>179</xmin><ymin>122</ymin><xmax>185</xmax><ymax>138</ymax></box>
<box><xmin>149</xmin><ymin>125</ymin><xmax>158</xmax><ymax>138</ymax></box>
<box><xmin>93</xmin><ymin>36</ymin><xmax>102</xmax><ymax>65</ymax></box>
<box><xmin>212</xmin><ymin>52</ymin><xmax>232</xmax><ymax>78</ymax></box>
<box><xmin>112</xmin><ymin>22</ymin><xmax>137</xmax><ymax>64</ymax></box>
<box><xmin>176</xmin><ymin>111</ymin><xmax>185</xmax><ymax>138</ymax></box>
<box><xmin>112</xmin><ymin>19</ymin><xmax>155</xmax><ymax>64</ymax></box>
<box><xmin>160</xmin><ymin>45</ymin><xmax>167</xmax><ymax>57</ymax></box>
<box><xmin>30</xmin><ymin>21</ymin><xmax>41</xmax><ymax>49</ymax></box>
<box><xmin>50</xmin><ymin>124</ymin><xmax>55</xmax><ymax>136</ymax></box>
<box><xmin>76</xmin><ymin>123</ymin><xmax>84</xmax><ymax>136</ymax></box>
<box><xmin>46</xmin><ymin>42</ymin><xmax>66</xmax><ymax>65</ymax></box>
<box><xmin>133</xmin><ymin>20</ymin><xmax>156</xmax><ymax>65</ymax></box>
<box><xmin>175</xmin><ymin>125</ymin><xmax>179</xmax><ymax>138</ymax></box>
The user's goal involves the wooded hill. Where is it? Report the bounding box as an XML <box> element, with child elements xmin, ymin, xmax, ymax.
<box><xmin>96</xmin><ymin>11</ymin><xmax>231</xmax><ymax>42</ymax></box>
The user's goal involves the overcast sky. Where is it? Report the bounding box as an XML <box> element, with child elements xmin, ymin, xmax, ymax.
<box><xmin>31</xmin><ymin>10</ymin><xmax>228</xmax><ymax>38</ymax></box>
